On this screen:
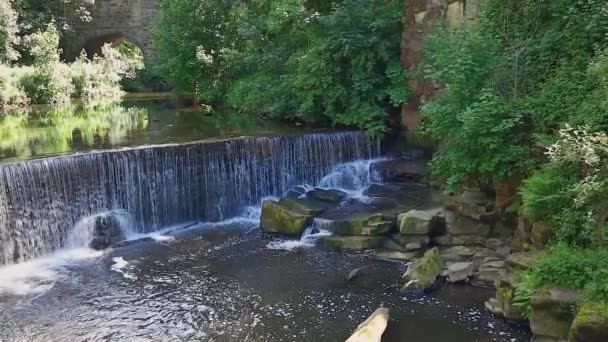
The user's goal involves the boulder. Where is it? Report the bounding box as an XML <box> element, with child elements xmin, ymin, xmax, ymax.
<box><xmin>331</xmin><ymin>213</ymin><xmax>394</xmax><ymax>236</ymax></box>
<box><xmin>398</xmin><ymin>208</ymin><xmax>444</xmax><ymax>236</ymax></box>
<box><xmin>478</xmin><ymin>267</ymin><xmax>502</xmax><ymax>283</ymax></box>
<box><xmin>472</xmin><ymin>250</ymin><xmax>500</xmax><ymax>271</ymax></box>
<box><xmin>569</xmin><ymin>301</ymin><xmax>608</xmax><ymax>342</ymax></box>
<box><xmin>306</xmin><ymin>188</ymin><xmax>348</xmax><ymax>203</ymax></box>
<box><xmin>447</xmin><ymin>262</ymin><xmax>474</xmax><ymax>283</ymax></box>
<box><xmin>452</xmin><ymin>234</ymin><xmax>487</xmax><ymax>245</ymax></box>
<box><xmin>445</xmin><ymin>210</ymin><xmax>491</xmax><ymax>237</ymax></box>
<box><xmin>284</xmin><ymin>185</ymin><xmax>309</xmax><ymax>198</ymax></box>
<box><xmin>432</xmin><ymin>234</ymin><xmax>454</xmax><ymax>246</ymax></box>
<box><xmin>370</xmin><ymin>158</ymin><xmax>428</xmax><ymax>182</ymax></box>
<box><xmin>439</xmin><ymin>246</ymin><xmax>476</xmax><ymax>263</ymax></box>
<box><xmin>89</xmin><ymin>213</ymin><xmax>125</xmax><ymax>250</ymax></box>
<box><xmin>530</xmin><ymin>288</ymin><xmax>580</xmax><ymax>340</ymax></box>
<box><xmin>363</xmin><ymin>183</ymin><xmax>401</xmax><ymax>199</ymax></box>
<box><xmin>278</xmin><ymin>197</ymin><xmax>332</xmax><ymax>215</ymax></box>
<box><xmin>260</xmin><ymin>200</ymin><xmax>313</xmax><ymax>236</ymax></box>
<box><xmin>445</xmin><ymin>194</ymin><xmax>493</xmax><ymax>221</ymax></box>
<box><xmin>485</xmin><ymin>270</ymin><xmax>526</xmax><ymax>321</ymax></box>
<box><xmin>441</xmin><ymin>246</ymin><xmax>476</xmax><ymax>258</ymax></box>
<box><xmin>402</xmin><ymin>247</ymin><xmax>443</xmax><ymax>291</ymax></box>
<box><xmin>478</xmin><ymin>260</ymin><xmax>506</xmax><ymax>282</ymax></box>
<box><xmin>323</xmin><ymin>236</ymin><xmax>387</xmax><ymax>251</ymax></box>
<box><xmin>346</xmin><ymin>308</ymin><xmax>390</xmax><ymax>342</ymax></box>
<box><xmin>505</xmin><ymin>251</ymin><xmax>540</xmax><ymax>272</ymax></box>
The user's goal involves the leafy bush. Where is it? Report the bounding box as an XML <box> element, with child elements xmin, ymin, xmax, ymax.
<box><xmin>227</xmin><ymin>0</ymin><xmax>407</xmax><ymax>135</ymax></box>
<box><xmin>0</xmin><ymin>0</ymin><xmax>19</xmax><ymax>62</ymax></box>
<box><xmin>0</xmin><ymin>23</ymin><xmax>137</xmax><ymax>110</ymax></box>
<box><xmin>522</xmin><ymin>126</ymin><xmax>608</xmax><ymax>246</ymax></box>
<box><xmin>153</xmin><ymin>0</ymin><xmax>408</xmax><ymax>135</ymax></box>
<box><xmin>0</xmin><ymin>64</ymin><xmax>28</xmax><ymax>109</ymax></box>
<box><xmin>152</xmin><ymin>0</ymin><xmax>238</xmax><ymax>104</ymax></box>
<box><xmin>420</xmin><ymin>0</ymin><xmax>608</xmax><ymax>190</ymax></box>
<box><xmin>70</xmin><ymin>45</ymin><xmax>136</xmax><ymax>101</ymax></box>
<box><xmin>515</xmin><ymin>244</ymin><xmax>608</xmax><ymax>317</ymax></box>
<box><xmin>20</xmin><ymin>63</ymin><xmax>74</xmax><ymax>106</ymax></box>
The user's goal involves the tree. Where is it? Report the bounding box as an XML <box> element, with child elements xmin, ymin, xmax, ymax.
<box><xmin>0</xmin><ymin>0</ymin><xmax>19</xmax><ymax>62</ymax></box>
<box><xmin>152</xmin><ymin>0</ymin><xmax>239</xmax><ymax>107</ymax></box>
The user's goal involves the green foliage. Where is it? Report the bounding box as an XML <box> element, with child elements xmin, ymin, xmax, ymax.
<box><xmin>0</xmin><ymin>23</ymin><xmax>136</xmax><ymax>109</ymax></box>
<box><xmin>515</xmin><ymin>244</ymin><xmax>608</xmax><ymax>314</ymax></box>
<box><xmin>152</xmin><ymin>0</ymin><xmax>239</xmax><ymax>102</ymax></box>
<box><xmin>421</xmin><ymin>0</ymin><xmax>608</xmax><ymax>190</ymax></box>
<box><xmin>0</xmin><ymin>64</ymin><xmax>28</xmax><ymax>109</ymax></box>
<box><xmin>522</xmin><ymin>126</ymin><xmax>608</xmax><ymax>247</ymax></box>
<box><xmin>227</xmin><ymin>0</ymin><xmax>407</xmax><ymax>135</ymax></box>
<box><xmin>0</xmin><ymin>0</ymin><xmax>19</xmax><ymax>62</ymax></box>
<box><xmin>153</xmin><ymin>0</ymin><xmax>408</xmax><ymax>135</ymax></box>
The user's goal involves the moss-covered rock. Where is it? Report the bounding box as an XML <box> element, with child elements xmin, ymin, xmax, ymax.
<box><xmin>260</xmin><ymin>200</ymin><xmax>313</xmax><ymax>236</ymax></box>
<box><xmin>529</xmin><ymin>287</ymin><xmax>579</xmax><ymax>340</ymax></box>
<box><xmin>323</xmin><ymin>236</ymin><xmax>388</xmax><ymax>251</ymax></box>
<box><xmin>278</xmin><ymin>197</ymin><xmax>332</xmax><ymax>215</ymax></box>
<box><xmin>331</xmin><ymin>212</ymin><xmax>394</xmax><ymax>236</ymax></box>
<box><xmin>398</xmin><ymin>208</ymin><xmax>444</xmax><ymax>235</ymax></box>
<box><xmin>569</xmin><ymin>301</ymin><xmax>608</xmax><ymax>342</ymax></box>
<box><xmin>494</xmin><ymin>270</ymin><xmax>526</xmax><ymax>321</ymax></box>
<box><xmin>402</xmin><ymin>247</ymin><xmax>443</xmax><ymax>291</ymax></box>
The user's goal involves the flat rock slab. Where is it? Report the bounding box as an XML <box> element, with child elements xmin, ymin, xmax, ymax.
<box><xmin>447</xmin><ymin>262</ymin><xmax>474</xmax><ymax>283</ymax></box>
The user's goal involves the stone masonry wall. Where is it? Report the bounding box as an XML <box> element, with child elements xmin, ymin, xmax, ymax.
<box><xmin>65</xmin><ymin>0</ymin><xmax>158</xmax><ymax>61</ymax></box>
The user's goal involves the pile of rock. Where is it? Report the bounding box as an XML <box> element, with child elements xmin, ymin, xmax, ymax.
<box><xmin>484</xmin><ymin>251</ymin><xmax>540</xmax><ymax>322</ymax></box>
<box><xmin>260</xmin><ymin>157</ymin><xmax>434</xmax><ymax>253</ymax></box>
<box><xmin>436</xmin><ymin>188</ymin><xmax>495</xmax><ymax>246</ymax></box>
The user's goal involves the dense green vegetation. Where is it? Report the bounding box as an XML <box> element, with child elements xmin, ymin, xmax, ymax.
<box><xmin>0</xmin><ymin>0</ymin><xmax>141</xmax><ymax>110</ymax></box>
<box><xmin>419</xmin><ymin>0</ymin><xmax>608</xmax><ymax>311</ymax></box>
<box><xmin>153</xmin><ymin>0</ymin><xmax>407</xmax><ymax>135</ymax></box>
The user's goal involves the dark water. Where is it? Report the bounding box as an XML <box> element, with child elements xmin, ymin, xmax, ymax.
<box><xmin>0</xmin><ymin>220</ymin><xmax>531</xmax><ymax>342</ymax></box>
<box><xmin>0</xmin><ymin>95</ymin><xmax>300</xmax><ymax>163</ymax></box>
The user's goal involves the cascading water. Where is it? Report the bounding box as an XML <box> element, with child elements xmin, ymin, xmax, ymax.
<box><xmin>0</xmin><ymin>131</ymin><xmax>379</xmax><ymax>265</ymax></box>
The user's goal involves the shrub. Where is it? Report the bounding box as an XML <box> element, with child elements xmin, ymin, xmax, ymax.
<box><xmin>514</xmin><ymin>244</ymin><xmax>608</xmax><ymax>318</ymax></box>
<box><xmin>235</xmin><ymin>0</ymin><xmax>408</xmax><ymax>135</ymax></box>
<box><xmin>19</xmin><ymin>62</ymin><xmax>73</xmax><ymax>106</ymax></box>
<box><xmin>522</xmin><ymin>125</ymin><xmax>608</xmax><ymax>246</ymax></box>
<box><xmin>0</xmin><ymin>64</ymin><xmax>29</xmax><ymax>109</ymax></box>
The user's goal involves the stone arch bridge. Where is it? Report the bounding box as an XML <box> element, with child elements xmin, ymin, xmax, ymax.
<box><xmin>65</xmin><ymin>0</ymin><xmax>158</xmax><ymax>61</ymax></box>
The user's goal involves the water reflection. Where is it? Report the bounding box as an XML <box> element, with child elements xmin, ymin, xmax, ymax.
<box><xmin>0</xmin><ymin>96</ymin><xmax>300</xmax><ymax>163</ymax></box>
<box><xmin>0</xmin><ymin>102</ymin><xmax>148</xmax><ymax>162</ymax></box>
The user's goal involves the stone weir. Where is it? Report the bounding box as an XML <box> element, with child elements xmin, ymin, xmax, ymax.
<box><xmin>0</xmin><ymin>131</ymin><xmax>380</xmax><ymax>265</ymax></box>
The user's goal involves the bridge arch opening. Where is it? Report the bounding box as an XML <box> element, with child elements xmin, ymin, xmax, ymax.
<box><xmin>80</xmin><ymin>33</ymin><xmax>146</xmax><ymax>66</ymax></box>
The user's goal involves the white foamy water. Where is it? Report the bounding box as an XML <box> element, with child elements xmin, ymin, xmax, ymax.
<box><xmin>0</xmin><ymin>248</ymin><xmax>103</xmax><ymax>296</ymax></box>
<box><xmin>110</xmin><ymin>257</ymin><xmax>137</xmax><ymax>280</ymax></box>
<box><xmin>266</xmin><ymin>222</ymin><xmax>333</xmax><ymax>251</ymax></box>
<box><xmin>67</xmin><ymin>210</ymin><xmax>139</xmax><ymax>249</ymax></box>
<box><xmin>317</xmin><ymin>158</ymin><xmax>384</xmax><ymax>196</ymax></box>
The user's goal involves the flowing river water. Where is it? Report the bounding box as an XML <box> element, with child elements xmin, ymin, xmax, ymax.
<box><xmin>0</xmin><ymin>97</ymin><xmax>531</xmax><ymax>341</ymax></box>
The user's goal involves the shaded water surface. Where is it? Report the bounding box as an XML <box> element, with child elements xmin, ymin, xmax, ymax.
<box><xmin>0</xmin><ymin>95</ymin><xmax>300</xmax><ymax>163</ymax></box>
<box><xmin>0</xmin><ymin>221</ymin><xmax>531</xmax><ymax>342</ymax></box>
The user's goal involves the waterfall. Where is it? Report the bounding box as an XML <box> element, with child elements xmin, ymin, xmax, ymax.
<box><xmin>0</xmin><ymin>131</ymin><xmax>380</xmax><ymax>265</ymax></box>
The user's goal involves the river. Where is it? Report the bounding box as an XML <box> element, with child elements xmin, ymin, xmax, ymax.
<box><xmin>0</xmin><ymin>97</ymin><xmax>530</xmax><ymax>341</ymax></box>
